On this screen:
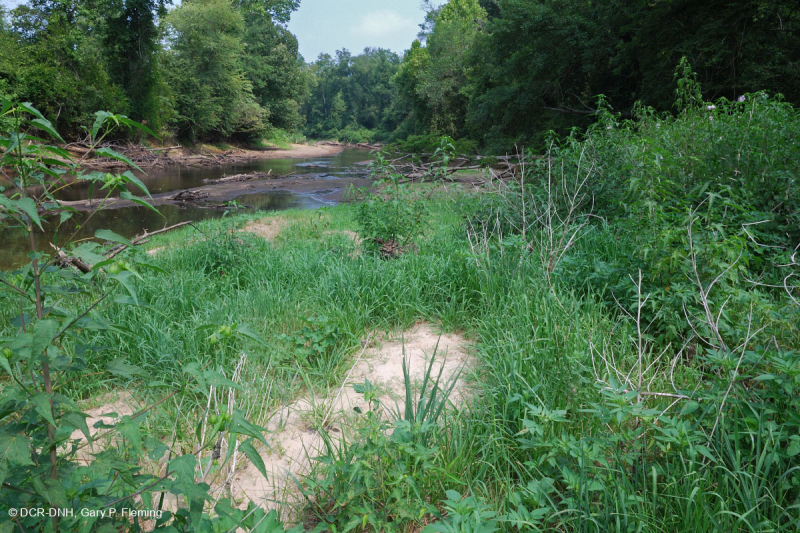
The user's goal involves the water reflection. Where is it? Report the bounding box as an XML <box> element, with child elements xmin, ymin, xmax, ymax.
<box><xmin>0</xmin><ymin>149</ymin><xmax>369</xmax><ymax>269</ymax></box>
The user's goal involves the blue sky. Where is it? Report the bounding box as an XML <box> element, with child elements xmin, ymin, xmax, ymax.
<box><xmin>1</xmin><ymin>0</ymin><xmax>441</xmax><ymax>61</ymax></box>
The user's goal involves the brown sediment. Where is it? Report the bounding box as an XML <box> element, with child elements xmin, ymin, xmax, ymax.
<box><xmin>65</xmin><ymin>142</ymin><xmax>348</xmax><ymax>171</ymax></box>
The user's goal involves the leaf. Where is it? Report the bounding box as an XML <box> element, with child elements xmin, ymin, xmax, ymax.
<box><xmin>0</xmin><ymin>432</ymin><xmax>34</xmax><ymax>466</ymax></box>
<box><xmin>19</xmin><ymin>102</ymin><xmax>46</xmax><ymax>122</ymax></box>
<box><xmin>118</xmin><ymin>115</ymin><xmax>156</xmax><ymax>138</ymax></box>
<box><xmin>788</xmin><ymin>436</ymin><xmax>800</xmax><ymax>457</ymax></box>
<box><xmin>204</xmin><ymin>370</ymin><xmax>242</xmax><ymax>391</ymax></box>
<box><xmin>31</xmin><ymin>319</ymin><xmax>58</xmax><ymax>357</ymax></box>
<box><xmin>61</xmin><ymin>411</ymin><xmax>91</xmax><ymax>441</ymax></box>
<box><xmin>120</xmin><ymin>191</ymin><xmax>162</xmax><ymax>216</ymax></box>
<box><xmin>122</xmin><ymin>170</ymin><xmax>153</xmax><ymax>198</ymax></box>
<box><xmin>230</xmin><ymin>410</ymin><xmax>269</xmax><ymax>447</ymax></box>
<box><xmin>30</xmin><ymin>118</ymin><xmax>64</xmax><ymax>143</ymax></box>
<box><xmin>31</xmin><ymin>393</ymin><xmax>56</xmax><ymax>426</ymax></box>
<box><xmin>108</xmin><ymin>270</ymin><xmax>139</xmax><ymax>305</ymax></box>
<box><xmin>96</xmin><ymin>147</ymin><xmax>143</xmax><ymax>172</ymax></box>
<box><xmin>15</xmin><ymin>197</ymin><xmax>43</xmax><ymax>231</ymax></box>
<box><xmin>235</xmin><ymin>324</ymin><xmax>268</xmax><ymax>346</ymax></box>
<box><xmin>95</xmin><ymin>229</ymin><xmax>133</xmax><ymax>247</ymax></box>
<box><xmin>42</xmin><ymin>144</ymin><xmax>73</xmax><ymax>160</ymax></box>
<box><xmin>106</xmin><ymin>358</ymin><xmax>146</xmax><ymax>378</ymax></box>
<box><xmin>239</xmin><ymin>439</ymin><xmax>268</xmax><ymax>480</ymax></box>
<box><xmin>91</xmin><ymin>111</ymin><xmax>114</xmax><ymax>141</ymax></box>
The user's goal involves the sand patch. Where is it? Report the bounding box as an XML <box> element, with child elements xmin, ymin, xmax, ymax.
<box><xmin>241</xmin><ymin>217</ymin><xmax>290</xmax><ymax>242</ymax></box>
<box><xmin>228</xmin><ymin>323</ymin><xmax>474</xmax><ymax>521</ymax></box>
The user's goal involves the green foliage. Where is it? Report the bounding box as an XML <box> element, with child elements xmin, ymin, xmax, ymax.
<box><xmin>101</xmin><ymin>0</ymin><xmax>170</xmax><ymax>130</ymax></box>
<box><xmin>164</xmin><ymin>0</ymin><xmax>267</xmax><ymax>142</ymax></box>
<box><xmin>303</xmin><ymin>48</ymin><xmax>402</xmax><ymax>140</ymax></box>
<box><xmin>387</xmin><ymin>134</ymin><xmax>478</xmax><ymax>156</ymax></box>
<box><xmin>305</xmin><ymin>349</ymin><xmax>461</xmax><ymax>532</ymax></box>
<box><xmin>278</xmin><ymin>315</ymin><xmax>342</xmax><ymax>368</ymax></box>
<box><xmin>352</xmin><ymin>152</ymin><xmax>429</xmax><ymax>256</ymax></box>
<box><xmin>241</xmin><ymin>9</ymin><xmax>306</xmax><ymax>132</ymax></box>
<box><xmin>0</xmin><ymin>101</ymin><xmax>289</xmax><ymax>532</ymax></box>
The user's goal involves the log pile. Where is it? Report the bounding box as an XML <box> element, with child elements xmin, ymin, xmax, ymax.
<box><xmin>377</xmin><ymin>153</ymin><xmax>537</xmax><ymax>182</ymax></box>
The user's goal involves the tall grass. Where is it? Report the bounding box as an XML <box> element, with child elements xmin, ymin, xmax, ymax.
<box><xmin>2</xmin><ymin>93</ymin><xmax>797</xmax><ymax>531</ymax></box>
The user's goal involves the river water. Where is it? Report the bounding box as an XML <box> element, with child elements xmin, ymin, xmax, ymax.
<box><xmin>0</xmin><ymin>148</ymin><xmax>370</xmax><ymax>270</ymax></box>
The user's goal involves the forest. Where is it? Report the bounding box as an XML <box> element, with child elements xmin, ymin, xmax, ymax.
<box><xmin>3</xmin><ymin>0</ymin><xmax>800</xmax><ymax>150</ymax></box>
<box><xmin>1</xmin><ymin>1</ymin><xmax>799</xmax><ymax>532</ymax></box>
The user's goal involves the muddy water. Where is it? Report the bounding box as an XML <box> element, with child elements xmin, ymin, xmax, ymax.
<box><xmin>0</xmin><ymin>149</ymin><xmax>371</xmax><ymax>270</ymax></box>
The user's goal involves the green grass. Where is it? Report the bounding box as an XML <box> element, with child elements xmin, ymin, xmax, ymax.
<box><xmin>2</xmin><ymin>94</ymin><xmax>798</xmax><ymax>531</ymax></box>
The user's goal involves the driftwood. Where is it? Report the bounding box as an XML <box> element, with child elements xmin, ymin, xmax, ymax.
<box><xmin>50</xmin><ymin>243</ymin><xmax>92</xmax><ymax>274</ymax></box>
<box><xmin>170</xmin><ymin>190</ymin><xmax>208</xmax><ymax>202</ymax></box>
<box><xmin>212</xmin><ymin>170</ymin><xmax>271</xmax><ymax>183</ymax></box>
<box><xmin>104</xmin><ymin>221</ymin><xmax>194</xmax><ymax>260</ymax></box>
<box><xmin>52</xmin><ymin>221</ymin><xmax>193</xmax><ymax>271</ymax></box>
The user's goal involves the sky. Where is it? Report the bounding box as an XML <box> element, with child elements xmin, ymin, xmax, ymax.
<box><xmin>1</xmin><ymin>0</ymin><xmax>442</xmax><ymax>61</ymax></box>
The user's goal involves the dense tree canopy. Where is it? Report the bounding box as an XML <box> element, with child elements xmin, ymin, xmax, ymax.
<box><xmin>302</xmin><ymin>0</ymin><xmax>800</xmax><ymax>151</ymax></box>
<box><xmin>0</xmin><ymin>0</ymin><xmax>305</xmax><ymax>142</ymax></box>
<box><xmin>2</xmin><ymin>0</ymin><xmax>799</xmax><ymax>150</ymax></box>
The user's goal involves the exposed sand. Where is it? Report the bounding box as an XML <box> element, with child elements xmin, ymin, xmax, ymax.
<box><xmin>226</xmin><ymin>323</ymin><xmax>475</xmax><ymax>522</ymax></box>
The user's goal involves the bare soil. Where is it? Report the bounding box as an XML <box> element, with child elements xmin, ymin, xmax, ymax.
<box><xmin>227</xmin><ymin>323</ymin><xmax>476</xmax><ymax>522</ymax></box>
<box><xmin>72</xmin><ymin>142</ymin><xmax>345</xmax><ymax>171</ymax></box>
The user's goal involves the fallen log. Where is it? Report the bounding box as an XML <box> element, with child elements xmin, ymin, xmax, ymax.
<box><xmin>104</xmin><ymin>220</ymin><xmax>193</xmax><ymax>260</ymax></box>
<box><xmin>50</xmin><ymin>243</ymin><xmax>92</xmax><ymax>274</ymax></box>
<box><xmin>171</xmin><ymin>190</ymin><xmax>208</xmax><ymax>202</ymax></box>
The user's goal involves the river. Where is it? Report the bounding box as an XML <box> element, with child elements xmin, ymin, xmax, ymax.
<box><xmin>0</xmin><ymin>148</ymin><xmax>371</xmax><ymax>270</ymax></box>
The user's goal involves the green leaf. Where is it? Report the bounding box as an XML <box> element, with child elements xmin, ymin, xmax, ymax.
<box><xmin>31</xmin><ymin>319</ymin><xmax>58</xmax><ymax>357</ymax></box>
<box><xmin>106</xmin><ymin>358</ymin><xmax>146</xmax><ymax>378</ymax></box>
<box><xmin>61</xmin><ymin>411</ymin><xmax>91</xmax><ymax>441</ymax></box>
<box><xmin>204</xmin><ymin>370</ymin><xmax>242</xmax><ymax>391</ymax></box>
<box><xmin>95</xmin><ymin>229</ymin><xmax>133</xmax><ymax>247</ymax></box>
<box><xmin>31</xmin><ymin>393</ymin><xmax>56</xmax><ymax>426</ymax></box>
<box><xmin>118</xmin><ymin>115</ymin><xmax>156</xmax><ymax>138</ymax></box>
<box><xmin>239</xmin><ymin>439</ymin><xmax>268</xmax><ymax>480</ymax></box>
<box><xmin>0</xmin><ymin>432</ymin><xmax>34</xmax><ymax>466</ymax></box>
<box><xmin>108</xmin><ymin>270</ymin><xmax>139</xmax><ymax>305</ymax></box>
<box><xmin>96</xmin><ymin>147</ymin><xmax>143</xmax><ymax>172</ymax></box>
<box><xmin>229</xmin><ymin>410</ymin><xmax>269</xmax><ymax>447</ymax></box>
<box><xmin>120</xmin><ymin>191</ymin><xmax>162</xmax><ymax>216</ymax></box>
<box><xmin>43</xmin><ymin>144</ymin><xmax>73</xmax><ymax>160</ymax></box>
<box><xmin>235</xmin><ymin>324</ymin><xmax>268</xmax><ymax>346</ymax></box>
<box><xmin>788</xmin><ymin>436</ymin><xmax>800</xmax><ymax>457</ymax></box>
<box><xmin>122</xmin><ymin>171</ymin><xmax>153</xmax><ymax>198</ymax></box>
<box><xmin>19</xmin><ymin>102</ymin><xmax>46</xmax><ymax>122</ymax></box>
<box><xmin>15</xmin><ymin>197</ymin><xmax>43</xmax><ymax>231</ymax></box>
<box><xmin>91</xmin><ymin>111</ymin><xmax>114</xmax><ymax>141</ymax></box>
<box><xmin>30</xmin><ymin>118</ymin><xmax>64</xmax><ymax>143</ymax></box>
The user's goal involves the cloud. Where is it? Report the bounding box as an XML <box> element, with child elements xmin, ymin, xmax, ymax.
<box><xmin>352</xmin><ymin>9</ymin><xmax>419</xmax><ymax>41</ymax></box>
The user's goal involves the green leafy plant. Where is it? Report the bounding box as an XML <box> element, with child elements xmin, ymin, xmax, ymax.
<box><xmin>0</xmin><ymin>100</ymin><xmax>285</xmax><ymax>531</ymax></box>
<box><xmin>278</xmin><ymin>315</ymin><xmax>342</xmax><ymax>368</ymax></box>
<box><xmin>352</xmin><ymin>151</ymin><xmax>428</xmax><ymax>258</ymax></box>
<box><xmin>304</xmin><ymin>347</ymin><xmax>462</xmax><ymax>532</ymax></box>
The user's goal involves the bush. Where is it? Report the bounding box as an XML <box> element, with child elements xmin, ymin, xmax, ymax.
<box><xmin>351</xmin><ymin>152</ymin><xmax>428</xmax><ymax>257</ymax></box>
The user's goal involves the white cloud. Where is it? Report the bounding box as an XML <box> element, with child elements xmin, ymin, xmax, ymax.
<box><xmin>352</xmin><ymin>9</ymin><xmax>419</xmax><ymax>41</ymax></box>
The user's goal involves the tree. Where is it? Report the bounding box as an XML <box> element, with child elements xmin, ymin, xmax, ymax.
<box><xmin>164</xmin><ymin>0</ymin><xmax>267</xmax><ymax>141</ymax></box>
<box><xmin>101</xmin><ymin>0</ymin><xmax>171</xmax><ymax>130</ymax></box>
<box><xmin>2</xmin><ymin>1</ymin><xmax>127</xmax><ymax>136</ymax></box>
<box><xmin>241</xmin><ymin>10</ymin><xmax>306</xmax><ymax>131</ymax></box>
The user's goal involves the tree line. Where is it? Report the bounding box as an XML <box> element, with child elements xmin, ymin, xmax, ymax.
<box><xmin>0</xmin><ymin>0</ymin><xmax>305</xmax><ymax>143</ymax></box>
<box><xmin>2</xmin><ymin>0</ymin><xmax>800</xmax><ymax>151</ymax></box>
<box><xmin>302</xmin><ymin>0</ymin><xmax>800</xmax><ymax>152</ymax></box>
